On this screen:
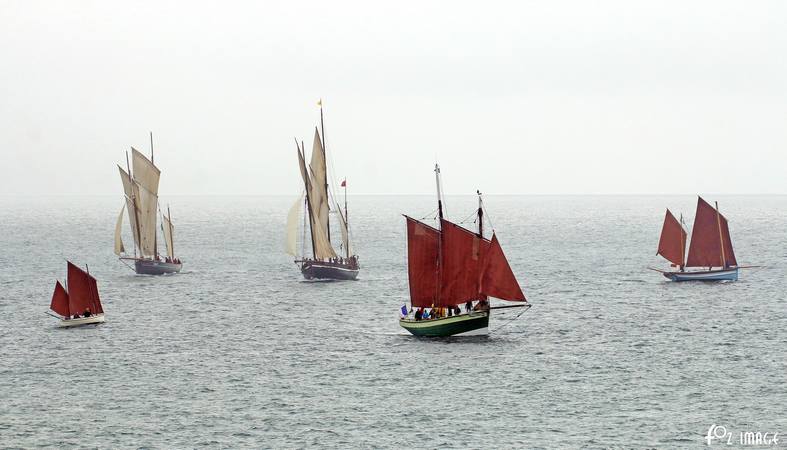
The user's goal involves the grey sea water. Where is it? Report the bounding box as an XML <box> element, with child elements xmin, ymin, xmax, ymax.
<box><xmin>1</xmin><ymin>195</ymin><xmax>786</xmax><ymax>448</ymax></box>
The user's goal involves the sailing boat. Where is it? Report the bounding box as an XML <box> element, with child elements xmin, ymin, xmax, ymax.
<box><xmin>287</xmin><ymin>102</ymin><xmax>359</xmax><ymax>280</ymax></box>
<box><xmin>47</xmin><ymin>261</ymin><xmax>105</xmax><ymax>327</ymax></box>
<box><xmin>399</xmin><ymin>164</ymin><xmax>530</xmax><ymax>337</ymax></box>
<box><xmin>655</xmin><ymin>196</ymin><xmax>739</xmax><ymax>281</ymax></box>
<box><xmin>115</xmin><ymin>133</ymin><xmax>182</xmax><ymax>275</ymax></box>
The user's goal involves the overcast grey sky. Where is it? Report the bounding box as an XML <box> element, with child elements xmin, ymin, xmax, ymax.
<box><xmin>1</xmin><ymin>0</ymin><xmax>785</xmax><ymax>195</ymax></box>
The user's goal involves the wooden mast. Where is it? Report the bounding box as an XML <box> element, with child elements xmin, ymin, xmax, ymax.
<box><xmin>679</xmin><ymin>213</ymin><xmax>685</xmax><ymax>271</ymax></box>
<box><xmin>150</xmin><ymin>132</ymin><xmax>157</xmax><ymax>259</ymax></box>
<box><xmin>126</xmin><ymin>150</ymin><xmax>143</xmax><ymax>259</ymax></box>
<box><xmin>434</xmin><ymin>163</ymin><xmax>443</xmax><ymax>307</ymax></box>
<box><xmin>477</xmin><ymin>190</ymin><xmax>483</xmax><ymax>237</ymax></box>
<box><xmin>167</xmin><ymin>204</ymin><xmax>175</xmax><ymax>259</ymax></box>
<box><xmin>297</xmin><ymin>139</ymin><xmax>316</xmax><ymax>259</ymax></box>
<box><xmin>344</xmin><ymin>180</ymin><xmax>349</xmax><ymax>259</ymax></box>
<box><xmin>715</xmin><ymin>201</ymin><xmax>727</xmax><ymax>268</ymax></box>
<box><xmin>319</xmin><ymin>100</ymin><xmax>331</xmax><ymax>243</ymax></box>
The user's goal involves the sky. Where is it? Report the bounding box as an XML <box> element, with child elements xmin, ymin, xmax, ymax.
<box><xmin>1</xmin><ymin>0</ymin><xmax>785</xmax><ymax>195</ymax></box>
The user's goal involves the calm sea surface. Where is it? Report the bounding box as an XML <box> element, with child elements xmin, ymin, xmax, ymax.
<box><xmin>1</xmin><ymin>195</ymin><xmax>785</xmax><ymax>448</ymax></box>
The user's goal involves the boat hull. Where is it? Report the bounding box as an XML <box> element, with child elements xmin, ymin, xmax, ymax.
<box><xmin>400</xmin><ymin>311</ymin><xmax>490</xmax><ymax>337</ymax></box>
<box><xmin>133</xmin><ymin>259</ymin><xmax>182</xmax><ymax>275</ymax></box>
<box><xmin>300</xmin><ymin>260</ymin><xmax>359</xmax><ymax>281</ymax></box>
<box><xmin>57</xmin><ymin>314</ymin><xmax>105</xmax><ymax>328</ymax></box>
<box><xmin>663</xmin><ymin>268</ymin><xmax>738</xmax><ymax>282</ymax></box>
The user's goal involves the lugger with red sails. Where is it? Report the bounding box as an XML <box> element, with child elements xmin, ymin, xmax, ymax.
<box><xmin>653</xmin><ymin>196</ymin><xmax>741</xmax><ymax>281</ymax></box>
<box><xmin>47</xmin><ymin>261</ymin><xmax>105</xmax><ymax>327</ymax></box>
<box><xmin>399</xmin><ymin>164</ymin><xmax>530</xmax><ymax>337</ymax></box>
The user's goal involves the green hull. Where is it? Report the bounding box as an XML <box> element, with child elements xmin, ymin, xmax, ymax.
<box><xmin>399</xmin><ymin>312</ymin><xmax>489</xmax><ymax>337</ymax></box>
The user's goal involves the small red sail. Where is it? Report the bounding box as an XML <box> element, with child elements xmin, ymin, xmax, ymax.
<box><xmin>686</xmin><ymin>197</ymin><xmax>737</xmax><ymax>268</ymax></box>
<box><xmin>405</xmin><ymin>217</ymin><xmax>440</xmax><ymax>308</ymax></box>
<box><xmin>657</xmin><ymin>209</ymin><xmax>686</xmax><ymax>267</ymax></box>
<box><xmin>50</xmin><ymin>281</ymin><xmax>70</xmax><ymax>317</ymax></box>
<box><xmin>439</xmin><ymin>219</ymin><xmax>490</xmax><ymax>306</ymax></box>
<box><xmin>479</xmin><ymin>234</ymin><xmax>526</xmax><ymax>301</ymax></box>
<box><xmin>67</xmin><ymin>262</ymin><xmax>103</xmax><ymax>315</ymax></box>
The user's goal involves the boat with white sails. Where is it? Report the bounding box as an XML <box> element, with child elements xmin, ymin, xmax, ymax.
<box><xmin>286</xmin><ymin>101</ymin><xmax>359</xmax><ymax>280</ymax></box>
<box><xmin>47</xmin><ymin>261</ymin><xmax>105</xmax><ymax>327</ymax></box>
<box><xmin>115</xmin><ymin>133</ymin><xmax>182</xmax><ymax>275</ymax></box>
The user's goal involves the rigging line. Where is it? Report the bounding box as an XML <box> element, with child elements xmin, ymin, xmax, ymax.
<box><xmin>490</xmin><ymin>304</ymin><xmax>532</xmax><ymax>333</ymax></box>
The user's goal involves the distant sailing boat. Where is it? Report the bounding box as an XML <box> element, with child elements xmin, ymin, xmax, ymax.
<box><xmin>115</xmin><ymin>133</ymin><xmax>182</xmax><ymax>275</ymax></box>
<box><xmin>399</xmin><ymin>164</ymin><xmax>530</xmax><ymax>337</ymax></box>
<box><xmin>655</xmin><ymin>196</ymin><xmax>739</xmax><ymax>281</ymax></box>
<box><xmin>286</xmin><ymin>102</ymin><xmax>359</xmax><ymax>280</ymax></box>
<box><xmin>47</xmin><ymin>261</ymin><xmax>105</xmax><ymax>327</ymax></box>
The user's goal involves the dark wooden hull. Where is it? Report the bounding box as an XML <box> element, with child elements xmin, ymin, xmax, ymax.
<box><xmin>400</xmin><ymin>312</ymin><xmax>490</xmax><ymax>337</ymax></box>
<box><xmin>300</xmin><ymin>260</ymin><xmax>359</xmax><ymax>280</ymax></box>
<box><xmin>134</xmin><ymin>259</ymin><xmax>182</xmax><ymax>275</ymax></box>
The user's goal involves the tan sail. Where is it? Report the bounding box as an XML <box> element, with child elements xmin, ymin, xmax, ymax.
<box><xmin>162</xmin><ymin>213</ymin><xmax>175</xmax><ymax>258</ymax></box>
<box><xmin>336</xmin><ymin>202</ymin><xmax>351</xmax><ymax>256</ymax></box>
<box><xmin>286</xmin><ymin>194</ymin><xmax>303</xmax><ymax>256</ymax></box>
<box><xmin>297</xmin><ymin>141</ymin><xmax>336</xmax><ymax>260</ymax></box>
<box><xmin>114</xmin><ymin>204</ymin><xmax>126</xmax><ymax>256</ymax></box>
<box><xmin>131</xmin><ymin>149</ymin><xmax>161</xmax><ymax>258</ymax></box>
<box><xmin>118</xmin><ymin>165</ymin><xmax>141</xmax><ymax>250</ymax></box>
<box><xmin>309</xmin><ymin>128</ymin><xmax>330</xmax><ymax>240</ymax></box>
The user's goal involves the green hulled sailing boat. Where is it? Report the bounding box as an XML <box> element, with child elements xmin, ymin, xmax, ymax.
<box><xmin>399</xmin><ymin>164</ymin><xmax>530</xmax><ymax>337</ymax></box>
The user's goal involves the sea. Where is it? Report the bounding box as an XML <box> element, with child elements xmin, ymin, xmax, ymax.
<box><xmin>1</xmin><ymin>195</ymin><xmax>785</xmax><ymax>448</ymax></box>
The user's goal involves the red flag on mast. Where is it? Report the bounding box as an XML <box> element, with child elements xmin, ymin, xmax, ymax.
<box><xmin>341</xmin><ymin>179</ymin><xmax>346</xmax><ymax>187</ymax></box>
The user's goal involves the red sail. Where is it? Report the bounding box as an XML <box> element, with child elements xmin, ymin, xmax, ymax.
<box><xmin>480</xmin><ymin>233</ymin><xmax>526</xmax><ymax>301</ymax></box>
<box><xmin>49</xmin><ymin>281</ymin><xmax>70</xmax><ymax>317</ymax></box>
<box><xmin>438</xmin><ymin>219</ymin><xmax>490</xmax><ymax>306</ymax></box>
<box><xmin>405</xmin><ymin>216</ymin><xmax>440</xmax><ymax>308</ymax></box>
<box><xmin>686</xmin><ymin>197</ymin><xmax>737</xmax><ymax>268</ymax></box>
<box><xmin>67</xmin><ymin>262</ymin><xmax>103</xmax><ymax>315</ymax></box>
<box><xmin>657</xmin><ymin>209</ymin><xmax>686</xmax><ymax>267</ymax></box>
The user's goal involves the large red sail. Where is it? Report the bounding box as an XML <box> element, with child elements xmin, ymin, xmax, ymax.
<box><xmin>405</xmin><ymin>217</ymin><xmax>440</xmax><ymax>308</ymax></box>
<box><xmin>657</xmin><ymin>209</ymin><xmax>686</xmax><ymax>267</ymax></box>
<box><xmin>67</xmin><ymin>262</ymin><xmax>103</xmax><ymax>315</ymax></box>
<box><xmin>686</xmin><ymin>197</ymin><xmax>737</xmax><ymax>268</ymax></box>
<box><xmin>49</xmin><ymin>281</ymin><xmax>70</xmax><ymax>317</ymax></box>
<box><xmin>438</xmin><ymin>219</ymin><xmax>490</xmax><ymax>306</ymax></box>
<box><xmin>479</xmin><ymin>233</ymin><xmax>526</xmax><ymax>301</ymax></box>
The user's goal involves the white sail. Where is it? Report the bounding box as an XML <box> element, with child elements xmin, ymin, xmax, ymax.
<box><xmin>286</xmin><ymin>194</ymin><xmax>303</xmax><ymax>256</ymax></box>
<box><xmin>162</xmin><ymin>213</ymin><xmax>175</xmax><ymax>258</ymax></box>
<box><xmin>336</xmin><ymin>202</ymin><xmax>351</xmax><ymax>257</ymax></box>
<box><xmin>297</xmin><ymin>141</ymin><xmax>336</xmax><ymax>260</ymax></box>
<box><xmin>131</xmin><ymin>149</ymin><xmax>161</xmax><ymax>258</ymax></box>
<box><xmin>114</xmin><ymin>204</ymin><xmax>126</xmax><ymax>256</ymax></box>
<box><xmin>309</xmin><ymin>128</ymin><xmax>331</xmax><ymax>240</ymax></box>
<box><xmin>118</xmin><ymin>165</ymin><xmax>141</xmax><ymax>250</ymax></box>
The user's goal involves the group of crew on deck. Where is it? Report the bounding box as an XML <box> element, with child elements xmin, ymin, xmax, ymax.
<box><xmin>326</xmin><ymin>255</ymin><xmax>358</xmax><ymax>266</ymax></box>
<box><xmin>64</xmin><ymin>308</ymin><xmax>93</xmax><ymax>320</ymax></box>
<box><xmin>158</xmin><ymin>255</ymin><xmax>181</xmax><ymax>264</ymax></box>
<box><xmin>412</xmin><ymin>299</ymin><xmax>489</xmax><ymax>321</ymax></box>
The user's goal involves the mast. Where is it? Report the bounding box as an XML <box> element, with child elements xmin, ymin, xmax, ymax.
<box><xmin>150</xmin><ymin>131</ymin><xmax>154</xmax><ymax>165</ymax></box>
<box><xmin>715</xmin><ymin>201</ymin><xmax>726</xmax><ymax>268</ymax></box>
<box><xmin>679</xmin><ymin>213</ymin><xmax>685</xmax><ymax>271</ymax></box>
<box><xmin>319</xmin><ymin>100</ymin><xmax>331</xmax><ymax>243</ymax></box>
<box><xmin>151</xmin><ymin>133</ymin><xmax>157</xmax><ymax>259</ymax></box>
<box><xmin>344</xmin><ymin>179</ymin><xmax>349</xmax><ymax>259</ymax></box>
<box><xmin>167</xmin><ymin>204</ymin><xmax>175</xmax><ymax>258</ymax></box>
<box><xmin>477</xmin><ymin>190</ymin><xmax>483</xmax><ymax>237</ymax></box>
<box><xmin>434</xmin><ymin>164</ymin><xmax>444</xmax><ymax>222</ymax></box>
<box><xmin>126</xmin><ymin>150</ymin><xmax>143</xmax><ymax>259</ymax></box>
<box><xmin>297</xmin><ymin>139</ymin><xmax>317</xmax><ymax>258</ymax></box>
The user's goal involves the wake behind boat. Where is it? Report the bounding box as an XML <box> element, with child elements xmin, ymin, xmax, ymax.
<box><xmin>286</xmin><ymin>101</ymin><xmax>359</xmax><ymax>280</ymax></box>
<box><xmin>48</xmin><ymin>261</ymin><xmax>105</xmax><ymax>327</ymax></box>
<box><xmin>115</xmin><ymin>133</ymin><xmax>182</xmax><ymax>275</ymax></box>
<box><xmin>399</xmin><ymin>164</ymin><xmax>530</xmax><ymax>337</ymax></box>
<box><xmin>654</xmin><ymin>196</ymin><xmax>740</xmax><ymax>281</ymax></box>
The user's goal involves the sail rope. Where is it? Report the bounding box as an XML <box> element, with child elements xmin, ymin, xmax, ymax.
<box><xmin>490</xmin><ymin>304</ymin><xmax>532</xmax><ymax>333</ymax></box>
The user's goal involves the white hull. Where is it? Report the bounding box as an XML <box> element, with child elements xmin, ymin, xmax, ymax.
<box><xmin>57</xmin><ymin>314</ymin><xmax>105</xmax><ymax>328</ymax></box>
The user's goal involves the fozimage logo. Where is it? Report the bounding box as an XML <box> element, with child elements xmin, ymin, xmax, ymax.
<box><xmin>706</xmin><ymin>424</ymin><xmax>779</xmax><ymax>446</ymax></box>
